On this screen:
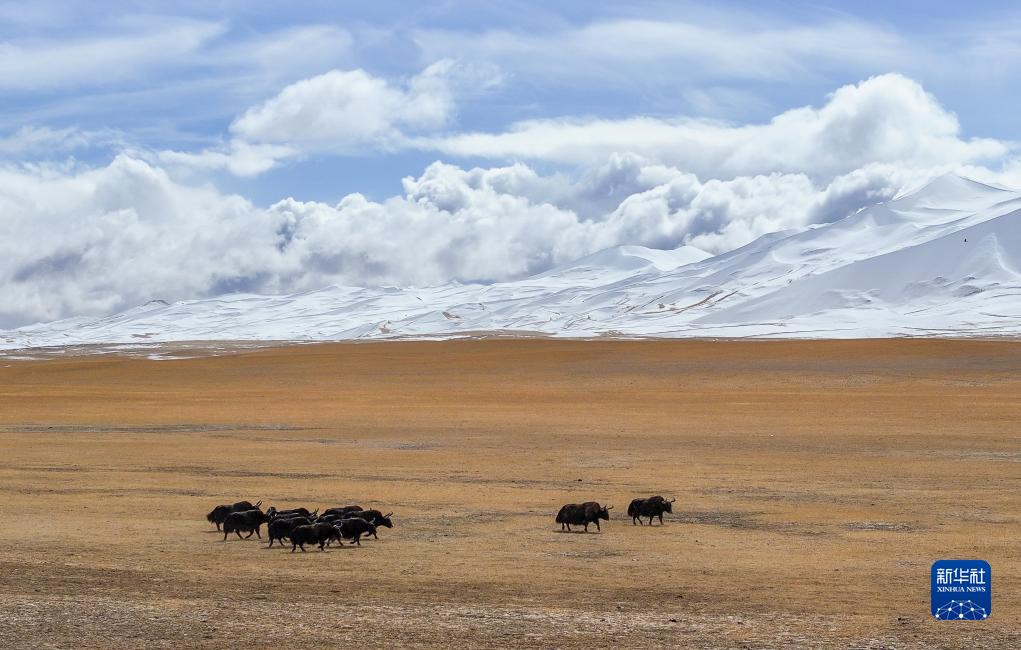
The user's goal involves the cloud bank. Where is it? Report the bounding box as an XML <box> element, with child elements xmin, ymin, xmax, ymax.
<box><xmin>1</xmin><ymin>73</ymin><xmax>1017</xmax><ymax>328</ymax></box>
<box><xmin>422</xmin><ymin>74</ymin><xmax>1005</xmax><ymax>178</ymax></box>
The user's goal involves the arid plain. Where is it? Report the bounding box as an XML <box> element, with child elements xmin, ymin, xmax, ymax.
<box><xmin>0</xmin><ymin>339</ymin><xmax>1018</xmax><ymax>648</ymax></box>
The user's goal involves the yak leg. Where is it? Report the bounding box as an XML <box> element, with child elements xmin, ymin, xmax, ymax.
<box><xmin>236</xmin><ymin>530</ymin><xmax>245</xmax><ymax>539</ymax></box>
<box><xmin>659</xmin><ymin>514</ymin><xmax>665</xmax><ymax>525</ymax></box>
<box><xmin>354</xmin><ymin>534</ymin><xmax>361</xmax><ymax>546</ymax></box>
<box><xmin>648</xmin><ymin>516</ymin><xmax>655</xmax><ymax>526</ymax></box>
<box><xmin>595</xmin><ymin>521</ymin><xmax>600</xmax><ymax>531</ymax></box>
<box><xmin>583</xmin><ymin>523</ymin><xmax>588</xmax><ymax>532</ymax></box>
<box><xmin>215</xmin><ymin>523</ymin><xmax>221</xmax><ymax>531</ymax></box>
<box><xmin>244</xmin><ymin>530</ymin><xmax>254</xmax><ymax>538</ymax></box>
<box><xmin>254</xmin><ymin>527</ymin><xmax>262</xmax><ymax>539</ymax></box>
<box><xmin>223</xmin><ymin>529</ymin><xmax>229</xmax><ymax>541</ymax></box>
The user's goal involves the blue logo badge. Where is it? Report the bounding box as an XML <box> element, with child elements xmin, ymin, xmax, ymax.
<box><xmin>931</xmin><ymin>560</ymin><xmax>991</xmax><ymax>620</ymax></box>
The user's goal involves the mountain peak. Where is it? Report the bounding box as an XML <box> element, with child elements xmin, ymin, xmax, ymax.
<box><xmin>541</xmin><ymin>245</ymin><xmax>712</xmax><ymax>277</ymax></box>
<box><xmin>893</xmin><ymin>172</ymin><xmax>1010</xmax><ymax>209</ymax></box>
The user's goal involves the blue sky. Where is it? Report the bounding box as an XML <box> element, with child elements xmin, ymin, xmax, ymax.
<box><xmin>3</xmin><ymin>0</ymin><xmax>1020</xmax><ymax>203</ymax></box>
<box><xmin>2</xmin><ymin>1</ymin><xmax>1020</xmax><ymax>326</ymax></box>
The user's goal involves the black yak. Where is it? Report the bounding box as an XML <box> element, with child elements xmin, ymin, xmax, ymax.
<box><xmin>222</xmin><ymin>509</ymin><xmax>270</xmax><ymax>541</ymax></box>
<box><xmin>627</xmin><ymin>496</ymin><xmax>676</xmax><ymax>525</ymax></box>
<box><xmin>290</xmin><ymin>523</ymin><xmax>341</xmax><ymax>552</ymax></box>
<box><xmin>347</xmin><ymin>510</ymin><xmax>393</xmax><ymax>537</ymax></box>
<box><xmin>333</xmin><ymin>518</ymin><xmax>376</xmax><ymax>546</ymax></box>
<box><xmin>555</xmin><ymin>501</ymin><xmax>612</xmax><ymax>532</ymax></box>
<box><xmin>206</xmin><ymin>500</ymin><xmax>262</xmax><ymax>531</ymax></box>
<box><xmin>267</xmin><ymin>516</ymin><xmax>312</xmax><ymax>548</ymax></box>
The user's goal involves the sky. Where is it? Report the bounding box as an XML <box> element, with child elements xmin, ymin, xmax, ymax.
<box><xmin>2</xmin><ymin>0</ymin><xmax>1021</xmax><ymax>327</ymax></box>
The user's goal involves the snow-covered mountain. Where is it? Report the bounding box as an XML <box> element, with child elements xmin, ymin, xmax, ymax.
<box><xmin>4</xmin><ymin>173</ymin><xmax>1020</xmax><ymax>349</ymax></box>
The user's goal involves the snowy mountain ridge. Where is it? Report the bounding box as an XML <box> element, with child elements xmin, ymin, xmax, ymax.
<box><xmin>4</xmin><ymin>173</ymin><xmax>1021</xmax><ymax>349</ymax></box>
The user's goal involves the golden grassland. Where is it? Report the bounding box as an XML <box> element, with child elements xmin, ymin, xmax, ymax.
<box><xmin>0</xmin><ymin>339</ymin><xmax>1018</xmax><ymax>647</ymax></box>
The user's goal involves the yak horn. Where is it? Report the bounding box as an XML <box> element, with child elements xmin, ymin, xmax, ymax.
<box><xmin>668</xmin><ymin>498</ymin><xmax>676</xmax><ymax>503</ymax></box>
<box><xmin>255</xmin><ymin>500</ymin><xmax>263</xmax><ymax>507</ymax></box>
<box><xmin>606</xmin><ymin>505</ymin><xmax>614</xmax><ymax>510</ymax></box>
<box><xmin>385</xmin><ymin>512</ymin><xmax>393</xmax><ymax>518</ymax></box>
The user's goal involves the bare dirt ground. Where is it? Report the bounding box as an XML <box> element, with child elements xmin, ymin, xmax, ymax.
<box><xmin>0</xmin><ymin>339</ymin><xmax>1018</xmax><ymax>648</ymax></box>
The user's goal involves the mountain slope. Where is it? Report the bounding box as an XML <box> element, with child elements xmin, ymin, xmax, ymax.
<box><xmin>4</xmin><ymin>173</ymin><xmax>1021</xmax><ymax>349</ymax></box>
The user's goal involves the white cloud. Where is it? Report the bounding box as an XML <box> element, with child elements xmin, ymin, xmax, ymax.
<box><xmin>0</xmin><ymin>155</ymin><xmax>277</xmax><ymax>325</ymax></box>
<box><xmin>414</xmin><ymin>17</ymin><xmax>907</xmax><ymax>83</ymax></box>
<box><xmin>163</xmin><ymin>60</ymin><xmax>499</xmax><ymax>175</ymax></box>
<box><xmin>421</xmin><ymin>74</ymin><xmax>1006</xmax><ymax>179</ymax></box>
<box><xmin>0</xmin><ymin>18</ymin><xmax>225</xmax><ymax>92</ymax></box>
<box><xmin>0</xmin><ymin>126</ymin><xmax>89</xmax><ymax>154</ymax></box>
<box><xmin>232</xmin><ymin>60</ymin><xmax>496</xmax><ymax>148</ymax></box>
<box><xmin>232</xmin><ymin>69</ymin><xmax>417</xmax><ymax>147</ymax></box>
<box><xmin>217</xmin><ymin>25</ymin><xmax>354</xmax><ymax>80</ymax></box>
<box><xmin>157</xmin><ymin>141</ymin><xmax>299</xmax><ymax>177</ymax></box>
<box><xmin>170</xmin><ymin>71</ymin><xmax>1003</xmax><ymax>181</ymax></box>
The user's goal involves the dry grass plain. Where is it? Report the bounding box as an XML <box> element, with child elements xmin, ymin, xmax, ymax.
<box><xmin>0</xmin><ymin>338</ymin><xmax>1018</xmax><ymax>648</ymax></box>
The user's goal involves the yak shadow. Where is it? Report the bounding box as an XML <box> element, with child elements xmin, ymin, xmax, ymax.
<box><xmin>553</xmin><ymin>529</ymin><xmax>599</xmax><ymax>534</ymax></box>
<box><xmin>217</xmin><ymin>534</ymin><xmax>261</xmax><ymax>542</ymax></box>
<box><xmin>288</xmin><ymin>545</ymin><xmax>360</xmax><ymax>553</ymax></box>
<box><xmin>259</xmin><ymin>542</ymin><xmax>363</xmax><ymax>552</ymax></box>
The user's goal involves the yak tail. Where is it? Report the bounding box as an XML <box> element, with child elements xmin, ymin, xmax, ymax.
<box><xmin>206</xmin><ymin>510</ymin><xmax>216</xmax><ymax>523</ymax></box>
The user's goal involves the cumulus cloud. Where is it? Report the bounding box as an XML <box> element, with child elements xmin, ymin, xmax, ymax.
<box><xmin>167</xmin><ymin>60</ymin><xmax>500</xmax><ymax>175</ymax></box>
<box><xmin>232</xmin><ymin>68</ymin><xmax>434</xmax><ymax>147</ymax></box>
<box><xmin>421</xmin><ymin>74</ymin><xmax>1006</xmax><ymax>179</ymax></box>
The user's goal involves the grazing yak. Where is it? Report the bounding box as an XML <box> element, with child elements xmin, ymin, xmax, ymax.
<box><xmin>290</xmin><ymin>523</ymin><xmax>341</xmax><ymax>552</ymax></box>
<box><xmin>222</xmin><ymin>509</ymin><xmax>270</xmax><ymax>541</ymax></box>
<box><xmin>207</xmin><ymin>500</ymin><xmax>262</xmax><ymax>531</ymax></box>
<box><xmin>333</xmin><ymin>518</ymin><xmax>376</xmax><ymax>546</ymax></box>
<box><xmin>555</xmin><ymin>502</ymin><xmax>612</xmax><ymax>532</ymax></box>
<box><xmin>267</xmin><ymin>516</ymin><xmax>312</xmax><ymax>548</ymax></box>
<box><xmin>627</xmin><ymin>496</ymin><xmax>676</xmax><ymax>526</ymax></box>
<box><xmin>347</xmin><ymin>510</ymin><xmax>393</xmax><ymax>537</ymax></box>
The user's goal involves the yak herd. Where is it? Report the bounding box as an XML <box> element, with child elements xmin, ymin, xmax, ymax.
<box><xmin>208</xmin><ymin>494</ymin><xmax>675</xmax><ymax>551</ymax></box>
<box><xmin>556</xmin><ymin>495</ymin><xmax>677</xmax><ymax>531</ymax></box>
<box><xmin>207</xmin><ymin>500</ymin><xmax>394</xmax><ymax>551</ymax></box>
